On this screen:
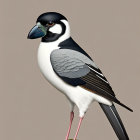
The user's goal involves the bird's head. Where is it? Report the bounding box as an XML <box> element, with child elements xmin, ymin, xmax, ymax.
<box><xmin>27</xmin><ymin>12</ymin><xmax>70</xmax><ymax>42</ymax></box>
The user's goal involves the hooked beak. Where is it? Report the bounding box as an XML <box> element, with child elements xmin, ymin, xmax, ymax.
<box><xmin>27</xmin><ymin>23</ymin><xmax>47</xmax><ymax>39</ymax></box>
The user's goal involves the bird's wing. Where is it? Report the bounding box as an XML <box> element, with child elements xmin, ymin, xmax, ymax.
<box><xmin>50</xmin><ymin>49</ymin><xmax>132</xmax><ymax>111</ymax></box>
<box><xmin>50</xmin><ymin>49</ymin><xmax>114</xmax><ymax>95</ymax></box>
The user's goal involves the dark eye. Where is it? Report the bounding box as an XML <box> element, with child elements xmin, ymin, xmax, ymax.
<box><xmin>47</xmin><ymin>22</ymin><xmax>55</xmax><ymax>26</ymax></box>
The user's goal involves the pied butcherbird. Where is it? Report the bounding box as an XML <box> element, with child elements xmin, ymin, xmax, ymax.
<box><xmin>28</xmin><ymin>12</ymin><xmax>133</xmax><ymax>140</ymax></box>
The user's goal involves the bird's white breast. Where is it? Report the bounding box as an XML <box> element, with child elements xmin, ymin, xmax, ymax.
<box><xmin>38</xmin><ymin>42</ymin><xmax>69</xmax><ymax>93</ymax></box>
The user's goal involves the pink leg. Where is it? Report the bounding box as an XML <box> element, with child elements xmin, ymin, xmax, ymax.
<box><xmin>65</xmin><ymin>111</ymin><xmax>74</xmax><ymax>140</ymax></box>
<box><xmin>74</xmin><ymin>117</ymin><xmax>84</xmax><ymax>140</ymax></box>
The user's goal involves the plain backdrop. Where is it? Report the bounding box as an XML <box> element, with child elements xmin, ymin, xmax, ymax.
<box><xmin>1</xmin><ymin>0</ymin><xmax>140</xmax><ymax>140</ymax></box>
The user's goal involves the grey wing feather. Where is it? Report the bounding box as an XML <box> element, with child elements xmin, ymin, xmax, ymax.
<box><xmin>50</xmin><ymin>49</ymin><xmax>97</xmax><ymax>78</ymax></box>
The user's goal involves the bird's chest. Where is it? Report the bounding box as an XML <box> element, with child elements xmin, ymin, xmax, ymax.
<box><xmin>37</xmin><ymin>42</ymin><xmax>68</xmax><ymax>93</ymax></box>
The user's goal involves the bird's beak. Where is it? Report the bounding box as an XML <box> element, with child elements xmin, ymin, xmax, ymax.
<box><xmin>27</xmin><ymin>23</ymin><xmax>47</xmax><ymax>39</ymax></box>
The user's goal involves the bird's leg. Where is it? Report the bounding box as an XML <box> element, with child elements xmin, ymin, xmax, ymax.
<box><xmin>65</xmin><ymin>111</ymin><xmax>74</xmax><ymax>140</ymax></box>
<box><xmin>73</xmin><ymin>117</ymin><xmax>84</xmax><ymax>140</ymax></box>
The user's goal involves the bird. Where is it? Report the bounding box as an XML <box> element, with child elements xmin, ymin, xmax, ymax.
<box><xmin>27</xmin><ymin>12</ymin><xmax>133</xmax><ymax>140</ymax></box>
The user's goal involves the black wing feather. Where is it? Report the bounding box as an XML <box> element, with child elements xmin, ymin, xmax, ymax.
<box><xmin>81</xmin><ymin>68</ymin><xmax>115</xmax><ymax>96</ymax></box>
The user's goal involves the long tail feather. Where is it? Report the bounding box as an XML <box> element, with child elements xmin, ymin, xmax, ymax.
<box><xmin>99</xmin><ymin>103</ymin><xmax>129</xmax><ymax>140</ymax></box>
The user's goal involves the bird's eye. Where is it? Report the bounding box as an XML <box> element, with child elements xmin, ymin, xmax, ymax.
<box><xmin>47</xmin><ymin>23</ymin><xmax>55</xmax><ymax>27</ymax></box>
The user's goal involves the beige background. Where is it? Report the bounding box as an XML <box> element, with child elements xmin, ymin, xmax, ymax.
<box><xmin>1</xmin><ymin>0</ymin><xmax>140</xmax><ymax>139</ymax></box>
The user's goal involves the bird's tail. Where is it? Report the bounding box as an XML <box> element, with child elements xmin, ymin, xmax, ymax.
<box><xmin>99</xmin><ymin>103</ymin><xmax>130</xmax><ymax>140</ymax></box>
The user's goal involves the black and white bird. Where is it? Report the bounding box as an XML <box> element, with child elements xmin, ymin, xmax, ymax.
<box><xmin>28</xmin><ymin>12</ymin><xmax>133</xmax><ymax>140</ymax></box>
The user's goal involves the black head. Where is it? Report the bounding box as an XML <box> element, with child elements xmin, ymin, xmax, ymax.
<box><xmin>28</xmin><ymin>12</ymin><xmax>69</xmax><ymax>42</ymax></box>
<box><xmin>37</xmin><ymin>12</ymin><xmax>67</xmax><ymax>25</ymax></box>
